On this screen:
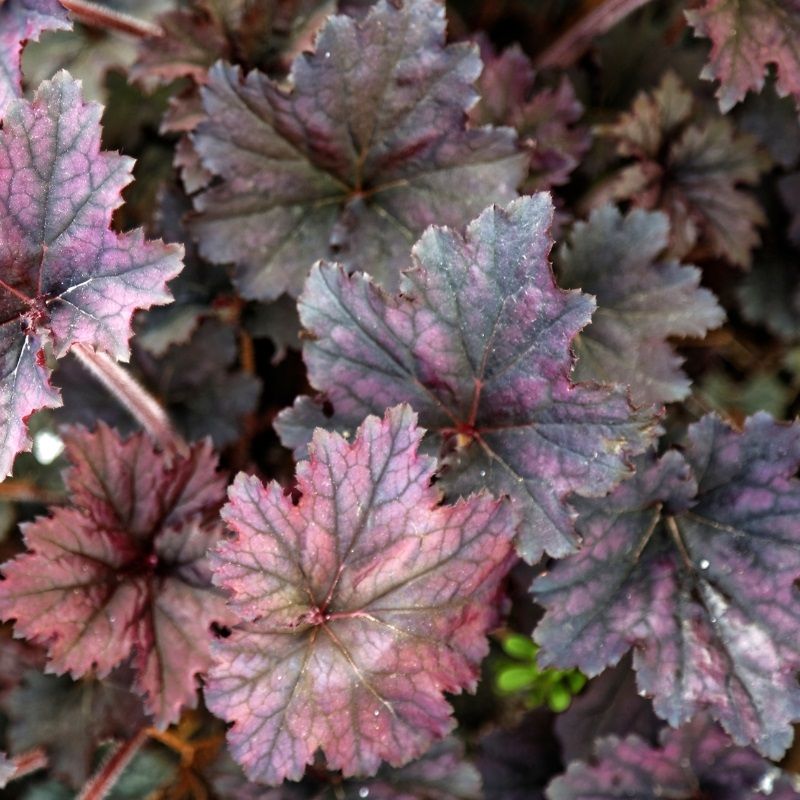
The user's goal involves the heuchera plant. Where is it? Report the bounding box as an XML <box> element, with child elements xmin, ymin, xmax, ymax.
<box><xmin>2</xmin><ymin>0</ymin><xmax>800</xmax><ymax>798</ymax></box>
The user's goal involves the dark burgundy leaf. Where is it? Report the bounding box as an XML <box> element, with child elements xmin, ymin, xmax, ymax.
<box><xmin>0</xmin><ymin>424</ymin><xmax>232</xmax><ymax>727</ymax></box>
<box><xmin>188</xmin><ymin>0</ymin><xmax>526</xmax><ymax>299</ymax></box>
<box><xmin>207</xmin><ymin>405</ymin><xmax>516</xmax><ymax>784</ymax></box>
<box><xmin>547</xmin><ymin>716</ymin><xmax>800</xmax><ymax>799</ymax></box>
<box><xmin>4</xmin><ymin>669</ymin><xmax>146</xmax><ymax>787</ymax></box>
<box><xmin>0</xmin><ymin>72</ymin><xmax>184</xmax><ymax>477</ymax></box>
<box><xmin>132</xmin><ymin>0</ymin><xmax>330</xmax><ymax>86</ymax></box>
<box><xmin>557</xmin><ymin>206</ymin><xmax>725</xmax><ymax>404</ymax></box>
<box><xmin>555</xmin><ymin>656</ymin><xmax>661</xmax><ymax>764</ymax></box>
<box><xmin>276</xmin><ymin>196</ymin><xmax>659</xmax><ymax>562</ymax></box>
<box><xmin>470</xmin><ymin>40</ymin><xmax>589</xmax><ymax>191</ymax></box>
<box><xmin>475</xmin><ymin>709</ymin><xmax>561</xmax><ymax>800</ymax></box>
<box><xmin>534</xmin><ymin>413</ymin><xmax>800</xmax><ymax>758</ymax></box>
<box><xmin>594</xmin><ymin>71</ymin><xmax>769</xmax><ymax>267</ymax></box>
<box><xmin>135</xmin><ymin>318</ymin><xmax>262</xmax><ymax>447</ymax></box>
<box><xmin>687</xmin><ymin>0</ymin><xmax>800</xmax><ymax>113</ymax></box>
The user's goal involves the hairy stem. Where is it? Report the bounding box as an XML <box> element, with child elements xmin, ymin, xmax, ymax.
<box><xmin>72</xmin><ymin>344</ymin><xmax>187</xmax><ymax>455</ymax></box>
<box><xmin>76</xmin><ymin>728</ymin><xmax>149</xmax><ymax>800</ymax></box>
<box><xmin>535</xmin><ymin>0</ymin><xmax>654</xmax><ymax>68</ymax></box>
<box><xmin>59</xmin><ymin>0</ymin><xmax>163</xmax><ymax>38</ymax></box>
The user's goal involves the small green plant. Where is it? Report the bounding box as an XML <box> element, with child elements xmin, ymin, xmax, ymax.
<box><xmin>494</xmin><ymin>634</ymin><xmax>587</xmax><ymax>712</ymax></box>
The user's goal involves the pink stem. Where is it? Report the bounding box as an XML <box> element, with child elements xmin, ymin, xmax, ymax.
<box><xmin>59</xmin><ymin>0</ymin><xmax>163</xmax><ymax>38</ymax></box>
<box><xmin>76</xmin><ymin>728</ymin><xmax>149</xmax><ymax>800</ymax></box>
<box><xmin>7</xmin><ymin>747</ymin><xmax>48</xmax><ymax>783</ymax></box>
<box><xmin>535</xmin><ymin>0</ymin><xmax>654</xmax><ymax>69</ymax></box>
<box><xmin>72</xmin><ymin>343</ymin><xmax>187</xmax><ymax>456</ymax></box>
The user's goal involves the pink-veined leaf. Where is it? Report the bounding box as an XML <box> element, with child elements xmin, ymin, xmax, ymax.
<box><xmin>188</xmin><ymin>0</ymin><xmax>526</xmax><ymax>300</ymax></box>
<box><xmin>534</xmin><ymin>412</ymin><xmax>800</xmax><ymax>758</ymax></box>
<box><xmin>686</xmin><ymin>0</ymin><xmax>800</xmax><ymax>114</ymax></box>
<box><xmin>0</xmin><ymin>424</ymin><xmax>233</xmax><ymax>728</ymax></box>
<box><xmin>0</xmin><ymin>0</ymin><xmax>70</xmax><ymax>119</ymax></box>
<box><xmin>547</xmin><ymin>716</ymin><xmax>800</xmax><ymax>800</ymax></box>
<box><xmin>206</xmin><ymin>404</ymin><xmax>516</xmax><ymax>784</ymax></box>
<box><xmin>0</xmin><ymin>72</ymin><xmax>184</xmax><ymax>477</ymax></box>
<box><xmin>276</xmin><ymin>196</ymin><xmax>660</xmax><ymax>563</ymax></box>
<box><xmin>557</xmin><ymin>206</ymin><xmax>725</xmax><ymax>405</ymax></box>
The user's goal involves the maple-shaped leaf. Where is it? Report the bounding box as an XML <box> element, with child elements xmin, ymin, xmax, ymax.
<box><xmin>0</xmin><ymin>0</ymin><xmax>70</xmax><ymax>119</ymax></box>
<box><xmin>470</xmin><ymin>40</ymin><xmax>589</xmax><ymax>191</ymax></box>
<box><xmin>188</xmin><ymin>0</ymin><xmax>526</xmax><ymax>300</ymax></box>
<box><xmin>534</xmin><ymin>412</ymin><xmax>800</xmax><ymax>758</ymax></box>
<box><xmin>206</xmin><ymin>405</ymin><xmax>516</xmax><ymax>784</ymax></box>
<box><xmin>276</xmin><ymin>196</ymin><xmax>659</xmax><ymax>562</ymax></box>
<box><xmin>686</xmin><ymin>0</ymin><xmax>800</xmax><ymax>114</ymax></box>
<box><xmin>132</xmin><ymin>0</ymin><xmax>331</xmax><ymax>87</ymax></box>
<box><xmin>0</xmin><ymin>72</ymin><xmax>184</xmax><ymax>478</ymax></box>
<box><xmin>4</xmin><ymin>669</ymin><xmax>146</xmax><ymax>787</ymax></box>
<box><xmin>594</xmin><ymin>71</ymin><xmax>769</xmax><ymax>267</ymax></box>
<box><xmin>557</xmin><ymin>206</ymin><xmax>725</xmax><ymax>405</ymax></box>
<box><xmin>0</xmin><ymin>424</ymin><xmax>233</xmax><ymax>728</ymax></box>
<box><xmin>546</xmin><ymin>716</ymin><xmax>800</xmax><ymax>800</ymax></box>
<box><xmin>211</xmin><ymin>737</ymin><xmax>481</xmax><ymax>800</ymax></box>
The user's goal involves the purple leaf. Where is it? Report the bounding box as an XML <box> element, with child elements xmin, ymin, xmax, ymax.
<box><xmin>555</xmin><ymin>656</ymin><xmax>661</xmax><ymax>764</ymax></box>
<box><xmin>471</xmin><ymin>40</ymin><xmax>589</xmax><ymax>191</ymax></box>
<box><xmin>687</xmin><ymin>0</ymin><xmax>800</xmax><ymax>114</ymax></box>
<box><xmin>206</xmin><ymin>405</ymin><xmax>516</xmax><ymax>784</ymax></box>
<box><xmin>188</xmin><ymin>0</ymin><xmax>526</xmax><ymax>300</ymax></box>
<box><xmin>0</xmin><ymin>72</ymin><xmax>184</xmax><ymax>477</ymax></box>
<box><xmin>596</xmin><ymin>71</ymin><xmax>769</xmax><ymax>267</ymax></box>
<box><xmin>0</xmin><ymin>0</ymin><xmax>70</xmax><ymax>119</ymax></box>
<box><xmin>0</xmin><ymin>424</ymin><xmax>232</xmax><ymax>728</ymax></box>
<box><xmin>534</xmin><ymin>412</ymin><xmax>800</xmax><ymax>758</ymax></box>
<box><xmin>475</xmin><ymin>709</ymin><xmax>562</xmax><ymax>800</ymax></box>
<box><xmin>276</xmin><ymin>196</ymin><xmax>660</xmax><ymax>562</ymax></box>
<box><xmin>135</xmin><ymin>318</ymin><xmax>262</xmax><ymax>447</ymax></box>
<box><xmin>5</xmin><ymin>670</ymin><xmax>146</xmax><ymax>787</ymax></box>
<box><xmin>557</xmin><ymin>206</ymin><xmax>725</xmax><ymax>404</ymax></box>
<box><xmin>547</xmin><ymin>716</ymin><xmax>800</xmax><ymax>799</ymax></box>
<box><xmin>132</xmin><ymin>0</ymin><xmax>329</xmax><ymax>86</ymax></box>
<box><xmin>210</xmin><ymin>737</ymin><xmax>482</xmax><ymax>800</ymax></box>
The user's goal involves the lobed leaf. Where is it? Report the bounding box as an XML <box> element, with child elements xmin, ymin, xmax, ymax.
<box><xmin>188</xmin><ymin>0</ymin><xmax>526</xmax><ymax>300</ymax></box>
<box><xmin>557</xmin><ymin>206</ymin><xmax>725</xmax><ymax>404</ymax></box>
<box><xmin>5</xmin><ymin>670</ymin><xmax>146</xmax><ymax>787</ymax></box>
<box><xmin>0</xmin><ymin>424</ymin><xmax>232</xmax><ymax>727</ymax></box>
<box><xmin>0</xmin><ymin>72</ymin><xmax>184</xmax><ymax>477</ymax></box>
<box><xmin>547</xmin><ymin>716</ymin><xmax>800</xmax><ymax>799</ymax></box>
<box><xmin>0</xmin><ymin>0</ymin><xmax>70</xmax><ymax>119</ymax></box>
<box><xmin>277</xmin><ymin>196</ymin><xmax>660</xmax><ymax>562</ymax></box>
<box><xmin>534</xmin><ymin>412</ymin><xmax>800</xmax><ymax>758</ymax></box>
<box><xmin>596</xmin><ymin>72</ymin><xmax>769</xmax><ymax>267</ymax></box>
<box><xmin>687</xmin><ymin>0</ymin><xmax>800</xmax><ymax>114</ymax></box>
<box><xmin>132</xmin><ymin>0</ymin><xmax>330</xmax><ymax>87</ymax></box>
<box><xmin>207</xmin><ymin>405</ymin><xmax>516</xmax><ymax>784</ymax></box>
<box><xmin>470</xmin><ymin>40</ymin><xmax>589</xmax><ymax>191</ymax></box>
